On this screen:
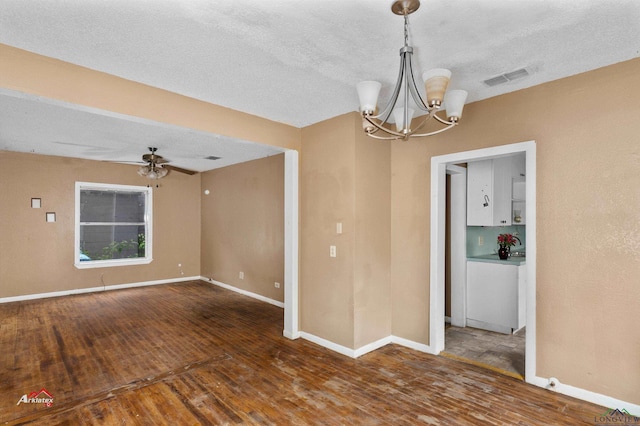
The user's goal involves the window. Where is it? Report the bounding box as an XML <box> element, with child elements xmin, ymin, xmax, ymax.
<box><xmin>75</xmin><ymin>182</ymin><xmax>152</xmax><ymax>268</ymax></box>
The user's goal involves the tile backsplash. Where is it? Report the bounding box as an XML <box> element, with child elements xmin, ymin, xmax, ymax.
<box><xmin>466</xmin><ymin>225</ymin><xmax>526</xmax><ymax>257</ymax></box>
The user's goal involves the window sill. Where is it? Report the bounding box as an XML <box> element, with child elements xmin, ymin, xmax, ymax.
<box><xmin>74</xmin><ymin>257</ymin><xmax>153</xmax><ymax>269</ymax></box>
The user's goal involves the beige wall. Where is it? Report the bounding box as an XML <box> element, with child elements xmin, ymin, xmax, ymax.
<box><xmin>390</xmin><ymin>58</ymin><xmax>640</xmax><ymax>404</ymax></box>
<box><xmin>354</xmin><ymin>129</ymin><xmax>391</xmax><ymax>348</ymax></box>
<box><xmin>300</xmin><ymin>114</ymin><xmax>356</xmax><ymax>348</ymax></box>
<box><xmin>0</xmin><ymin>44</ymin><xmax>301</xmax><ymax>152</ymax></box>
<box><xmin>201</xmin><ymin>155</ymin><xmax>285</xmax><ymax>302</ymax></box>
<box><xmin>300</xmin><ymin>113</ymin><xmax>391</xmax><ymax>349</ymax></box>
<box><xmin>0</xmin><ymin>151</ymin><xmax>201</xmax><ymax>298</ymax></box>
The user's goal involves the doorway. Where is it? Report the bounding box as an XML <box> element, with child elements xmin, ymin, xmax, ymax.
<box><xmin>429</xmin><ymin>141</ymin><xmax>537</xmax><ymax>384</ymax></box>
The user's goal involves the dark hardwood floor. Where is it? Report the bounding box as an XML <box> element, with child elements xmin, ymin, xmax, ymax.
<box><xmin>1</xmin><ymin>281</ymin><xmax>603</xmax><ymax>425</ymax></box>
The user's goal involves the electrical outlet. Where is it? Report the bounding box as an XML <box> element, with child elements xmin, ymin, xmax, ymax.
<box><xmin>478</xmin><ymin>236</ymin><xmax>484</xmax><ymax>246</ymax></box>
<box><xmin>274</xmin><ymin>282</ymin><xmax>280</xmax><ymax>289</ymax></box>
<box><xmin>330</xmin><ymin>245</ymin><xmax>337</xmax><ymax>257</ymax></box>
<box><xmin>239</xmin><ymin>271</ymin><xmax>244</xmax><ymax>279</ymax></box>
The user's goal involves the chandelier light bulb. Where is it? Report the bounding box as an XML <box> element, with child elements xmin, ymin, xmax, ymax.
<box><xmin>444</xmin><ymin>90</ymin><xmax>468</xmax><ymax>121</ymax></box>
<box><xmin>393</xmin><ymin>107</ymin><xmax>415</xmax><ymax>132</ymax></box>
<box><xmin>357</xmin><ymin>81</ymin><xmax>382</xmax><ymax>114</ymax></box>
<box><xmin>423</xmin><ymin>68</ymin><xmax>452</xmax><ymax>107</ymax></box>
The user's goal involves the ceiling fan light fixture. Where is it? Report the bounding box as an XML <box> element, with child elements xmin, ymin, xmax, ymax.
<box><xmin>156</xmin><ymin>167</ymin><xmax>168</xmax><ymax>179</ymax></box>
<box><xmin>137</xmin><ymin>164</ymin><xmax>168</xmax><ymax>180</ymax></box>
<box><xmin>137</xmin><ymin>165</ymin><xmax>150</xmax><ymax>177</ymax></box>
<box><xmin>356</xmin><ymin>0</ymin><xmax>467</xmax><ymax>140</ymax></box>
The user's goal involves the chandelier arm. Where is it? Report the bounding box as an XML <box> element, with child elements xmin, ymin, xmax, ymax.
<box><xmin>363</xmin><ymin>132</ymin><xmax>405</xmax><ymax>141</ymax></box>
<box><xmin>406</xmin><ymin>53</ymin><xmax>431</xmax><ymax>112</ymax></box>
<box><xmin>362</xmin><ymin>113</ymin><xmax>457</xmax><ymax>140</ymax></box>
<box><xmin>403</xmin><ymin>112</ymin><xmax>434</xmax><ymax>135</ymax></box>
<box><xmin>411</xmin><ymin>121</ymin><xmax>458</xmax><ymax>137</ymax></box>
<box><xmin>373</xmin><ymin>55</ymin><xmax>407</xmax><ymax>122</ymax></box>
<box><xmin>432</xmin><ymin>113</ymin><xmax>455</xmax><ymax>125</ymax></box>
<box><xmin>363</xmin><ymin>114</ymin><xmax>413</xmax><ymax>139</ymax></box>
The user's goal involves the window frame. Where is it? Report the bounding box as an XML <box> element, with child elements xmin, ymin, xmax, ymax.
<box><xmin>74</xmin><ymin>182</ymin><xmax>153</xmax><ymax>269</ymax></box>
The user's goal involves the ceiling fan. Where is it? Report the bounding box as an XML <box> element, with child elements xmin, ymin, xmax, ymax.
<box><xmin>137</xmin><ymin>147</ymin><xmax>196</xmax><ymax>180</ymax></box>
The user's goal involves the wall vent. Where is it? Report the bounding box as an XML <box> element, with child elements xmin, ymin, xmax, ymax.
<box><xmin>483</xmin><ymin>67</ymin><xmax>530</xmax><ymax>87</ymax></box>
<box><xmin>205</xmin><ymin>156</ymin><xmax>221</xmax><ymax>160</ymax></box>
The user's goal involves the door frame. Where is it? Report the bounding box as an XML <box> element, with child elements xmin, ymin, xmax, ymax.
<box><xmin>430</xmin><ymin>140</ymin><xmax>537</xmax><ymax>382</ymax></box>
<box><xmin>283</xmin><ymin>149</ymin><xmax>299</xmax><ymax>339</ymax></box>
<box><xmin>446</xmin><ymin>165</ymin><xmax>467</xmax><ymax>327</ymax></box>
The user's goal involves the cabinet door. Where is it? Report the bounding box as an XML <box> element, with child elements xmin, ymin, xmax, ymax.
<box><xmin>467</xmin><ymin>159</ymin><xmax>512</xmax><ymax>226</ymax></box>
<box><xmin>467</xmin><ymin>262</ymin><xmax>518</xmax><ymax>329</ymax></box>
<box><xmin>511</xmin><ymin>152</ymin><xmax>526</xmax><ymax>178</ymax></box>
<box><xmin>492</xmin><ymin>157</ymin><xmax>512</xmax><ymax>226</ymax></box>
<box><xmin>467</xmin><ymin>160</ymin><xmax>493</xmax><ymax>226</ymax></box>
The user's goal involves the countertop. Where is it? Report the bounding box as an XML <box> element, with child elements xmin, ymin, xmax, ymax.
<box><xmin>467</xmin><ymin>254</ymin><xmax>526</xmax><ymax>266</ymax></box>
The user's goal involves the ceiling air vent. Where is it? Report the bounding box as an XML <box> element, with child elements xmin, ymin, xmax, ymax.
<box><xmin>483</xmin><ymin>75</ymin><xmax>509</xmax><ymax>87</ymax></box>
<box><xmin>504</xmin><ymin>68</ymin><xmax>529</xmax><ymax>81</ymax></box>
<box><xmin>483</xmin><ymin>67</ymin><xmax>530</xmax><ymax>87</ymax></box>
<box><xmin>205</xmin><ymin>156</ymin><xmax>221</xmax><ymax>160</ymax></box>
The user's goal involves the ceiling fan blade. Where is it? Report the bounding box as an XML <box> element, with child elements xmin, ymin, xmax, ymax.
<box><xmin>164</xmin><ymin>164</ymin><xmax>197</xmax><ymax>175</ymax></box>
<box><xmin>142</xmin><ymin>154</ymin><xmax>169</xmax><ymax>164</ymax></box>
<box><xmin>102</xmin><ymin>160</ymin><xmax>145</xmax><ymax>165</ymax></box>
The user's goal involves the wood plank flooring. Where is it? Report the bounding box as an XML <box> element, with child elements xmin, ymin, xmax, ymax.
<box><xmin>1</xmin><ymin>281</ymin><xmax>604</xmax><ymax>425</ymax></box>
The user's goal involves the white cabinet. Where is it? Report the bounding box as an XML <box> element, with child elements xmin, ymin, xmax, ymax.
<box><xmin>512</xmin><ymin>178</ymin><xmax>526</xmax><ymax>225</ymax></box>
<box><xmin>467</xmin><ymin>157</ymin><xmax>512</xmax><ymax>226</ymax></box>
<box><xmin>511</xmin><ymin>153</ymin><xmax>526</xmax><ymax>225</ymax></box>
<box><xmin>466</xmin><ymin>261</ymin><xmax>526</xmax><ymax>334</ymax></box>
<box><xmin>467</xmin><ymin>154</ymin><xmax>526</xmax><ymax>226</ymax></box>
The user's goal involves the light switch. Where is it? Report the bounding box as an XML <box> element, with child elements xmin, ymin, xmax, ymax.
<box><xmin>330</xmin><ymin>245</ymin><xmax>337</xmax><ymax>257</ymax></box>
<box><xmin>336</xmin><ymin>222</ymin><xmax>343</xmax><ymax>234</ymax></box>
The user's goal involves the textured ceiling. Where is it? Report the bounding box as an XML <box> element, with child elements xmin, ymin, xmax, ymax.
<box><xmin>1</xmin><ymin>0</ymin><xmax>639</xmax><ymax>171</ymax></box>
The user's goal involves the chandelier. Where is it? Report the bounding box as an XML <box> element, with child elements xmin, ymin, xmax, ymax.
<box><xmin>356</xmin><ymin>0</ymin><xmax>468</xmax><ymax>140</ymax></box>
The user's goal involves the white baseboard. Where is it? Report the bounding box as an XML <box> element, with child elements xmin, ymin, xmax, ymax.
<box><xmin>528</xmin><ymin>375</ymin><xmax>639</xmax><ymax>416</ymax></box>
<box><xmin>354</xmin><ymin>336</ymin><xmax>393</xmax><ymax>358</ymax></box>
<box><xmin>201</xmin><ymin>277</ymin><xmax>284</xmax><ymax>309</ymax></box>
<box><xmin>283</xmin><ymin>330</ymin><xmax>301</xmax><ymax>340</ymax></box>
<box><xmin>0</xmin><ymin>276</ymin><xmax>200</xmax><ymax>304</ymax></box>
<box><xmin>298</xmin><ymin>332</ymin><xmax>435</xmax><ymax>359</ymax></box>
<box><xmin>390</xmin><ymin>335</ymin><xmax>437</xmax><ymax>355</ymax></box>
<box><xmin>299</xmin><ymin>332</ymin><xmax>356</xmax><ymax>358</ymax></box>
